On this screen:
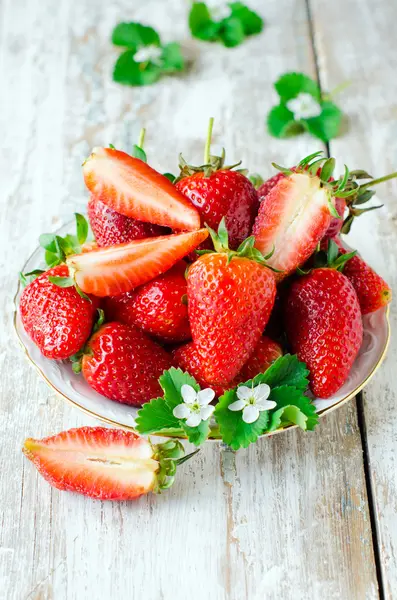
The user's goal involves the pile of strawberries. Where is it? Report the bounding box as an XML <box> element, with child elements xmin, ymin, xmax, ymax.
<box><xmin>19</xmin><ymin>125</ymin><xmax>392</xmax><ymax>415</ymax></box>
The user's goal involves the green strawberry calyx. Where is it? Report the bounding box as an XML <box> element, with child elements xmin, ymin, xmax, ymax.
<box><xmin>152</xmin><ymin>440</ymin><xmax>200</xmax><ymax>492</ymax></box>
<box><xmin>198</xmin><ymin>217</ymin><xmax>281</xmax><ymax>272</ymax></box>
<box><xmin>297</xmin><ymin>239</ymin><xmax>356</xmax><ymax>276</ymax></box>
<box><xmin>70</xmin><ymin>308</ymin><xmax>106</xmax><ymax>374</ymax></box>
<box><xmin>177</xmin><ymin>117</ymin><xmax>246</xmax><ymax>180</ymax></box>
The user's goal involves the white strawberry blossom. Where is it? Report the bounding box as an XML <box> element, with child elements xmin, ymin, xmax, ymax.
<box><xmin>228</xmin><ymin>383</ymin><xmax>276</xmax><ymax>424</ymax></box>
<box><xmin>133</xmin><ymin>45</ymin><xmax>163</xmax><ymax>66</ymax></box>
<box><xmin>286</xmin><ymin>93</ymin><xmax>322</xmax><ymax>121</ymax></box>
<box><xmin>209</xmin><ymin>2</ymin><xmax>232</xmax><ymax>20</ymax></box>
<box><xmin>173</xmin><ymin>384</ymin><xmax>215</xmax><ymax>428</ymax></box>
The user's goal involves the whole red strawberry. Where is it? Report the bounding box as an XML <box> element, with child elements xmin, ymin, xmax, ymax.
<box><xmin>104</xmin><ymin>261</ymin><xmax>190</xmax><ymax>343</ymax></box>
<box><xmin>238</xmin><ymin>336</ymin><xmax>282</xmax><ymax>381</ymax></box>
<box><xmin>23</xmin><ymin>427</ymin><xmax>189</xmax><ymax>500</ymax></box>
<box><xmin>172</xmin><ymin>342</ymin><xmax>231</xmax><ymax>397</ymax></box>
<box><xmin>333</xmin><ymin>238</ymin><xmax>392</xmax><ymax>314</ymax></box>
<box><xmin>81</xmin><ymin>322</ymin><xmax>172</xmax><ymax>407</ymax></box>
<box><xmin>175</xmin><ymin>119</ymin><xmax>259</xmax><ymax>250</ymax></box>
<box><xmin>88</xmin><ymin>195</ymin><xmax>167</xmax><ymax>247</ymax></box>
<box><xmin>187</xmin><ymin>220</ymin><xmax>276</xmax><ymax>385</ymax></box>
<box><xmin>285</xmin><ymin>268</ymin><xmax>363</xmax><ymax>398</ymax></box>
<box><xmin>19</xmin><ymin>265</ymin><xmax>99</xmax><ymax>360</ymax></box>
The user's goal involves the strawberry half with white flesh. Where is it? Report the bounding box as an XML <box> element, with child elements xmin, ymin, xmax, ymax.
<box><xmin>23</xmin><ymin>427</ymin><xmax>197</xmax><ymax>500</ymax></box>
<box><xmin>66</xmin><ymin>229</ymin><xmax>208</xmax><ymax>297</ymax></box>
<box><xmin>83</xmin><ymin>147</ymin><xmax>201</xmax><ymax>231</ymax></box>
<box><xmin>252</xmin><ymin>154</ymin><xmax>355</xmax><ymax>280</ymax></box>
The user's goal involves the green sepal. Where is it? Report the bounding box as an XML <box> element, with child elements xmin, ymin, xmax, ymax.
<box><xmin>111</xmin><ymin>22</ymin><xmax>161</xmax><ymax>49</ymax></box>
<box><xmin>131</xmin><ymin>144</ymin><xmax>147</xmax><ymax>162</ymax></box>
<box><xmin>48</xmin><ymin>275</ymin><xmax>75</xmax><ymax>288</ymax></box>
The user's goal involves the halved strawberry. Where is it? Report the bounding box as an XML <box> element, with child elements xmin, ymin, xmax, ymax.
<box><xmin>83</xmin><ymin>147</ymin><xmax>201</xmax><ymax>231</ymax></box>
<box><xmin>23</xmin><ymin>427</ymin><xmax>193</xmax><ymax>500</ymax></box>
<box><xmin>66</xmin><ymin>229</ymin><xmax>208</xmax><ymax>297</ymax></box>
<box><xmin>253</xmin><ymin>156</ymin><xmax>344</xmax><ymax>280</ymax></box>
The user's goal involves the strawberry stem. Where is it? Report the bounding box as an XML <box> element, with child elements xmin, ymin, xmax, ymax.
<box><xmin>204</xmin><ymin>117</ymin><xmax>214</xmax><ymax>164</ymax></box>
<box><xmin>138</xmin><ymin>128</ymin><xmax>146</xmax><ymax>150</ymax></box>
<box><xmin>360</xmin><ymin>171</ymin><xmax>397</xmax><ymax>190</ymax></box>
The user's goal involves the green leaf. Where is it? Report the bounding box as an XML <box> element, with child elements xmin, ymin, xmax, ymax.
<box><xmin>163</xmin><ymin>172</ymin><xmax>176</xmax><ymax>183</ymax></box>
<box><xmin>254</xmin><ymin>354</ymin><xmax>309</xmax><ymax>391</ymax></box>
<box><xmin>48</xmin><ymin>276</ymin><xmax>75</xmax><ymax>288</ymax></box>
<box><xmin>113</xmin><ymin>50</ymin><xmax>162</xmax><ymax>87</ymax></box>
<box><xmin>131</xmin><ymin>145</ymin><xmax>147</xmax><ymax>162</ymax></box>
<box><xmin>215</xmin><ymin>389</ymin><xmax>270</xmax><ymax>450</ymax></box>
<box><xmin>320</xmin><ymin>158</ymin><xmax>336</xmax><ymax>183</ymax></box>
<box><xmin>229</xmin><ymin>2</ymin><xmax>263</xmax><ymax>35</ymax></box>
<box><xmin>327</xmin><ymin>239</ymin><xmax>339</xmax><ymax>265</ymax></box>
<box><xmin>354</xmin><ymin>189</ymin><xmax>375</xmax><ymax>205</ymax></box>
<box><xmin>274</xmin><ymin>72</ymin><xmax>321</xmax><ymax>102</ymax></box>
<box><xmin>189</xmin><ymin>2</ymin><xmax>219</xmax><ymax>41</ymax></box>
<box><xmin>39</xmin><ymin>233</ymin><xmax>57</xmax><ymax>252</ymax></box>
<box><xmin>267</xmin><ymin>104</ymin><xmax>304</xmax><ymax>138</ymax></box>
<box><xmin>75</xmin><ymin>213</ymin><xmax>88</xmax><ymax>246</ymax></box>
<box><xmin>136</xmin><ymin>397</ymin><xmax>182</xmax><ymax>434</ymax></box>
<box><xmin>44</xmin><ymin>250</ymin><xmax>62</xmax><ymax>267</ymax></box>
<box><xmin>159</xmin><ymin>367</ymin><xmax>200</xmax><ymax>410</ymax></box>
<box><xmin>268</xmin><ymin>386</ymin><xmax>319</xmax><ymax>431</ymax></box>
<box><xmin>219</xmin><ymin>17</ymin><xmax>245</xmax><ymax>47</ymax></box>
<box><xmin>162</xmin><ymin>42</ymin><xmax>185</xmax><ymax>73</ymax></box>
<box><xmin>182</xmin><ymin>419</ymin><xmax>210</xmax><ymax>446</ymax></box>
<box><xmin>249</xmin><ymin>173</ymin><xmax>264</xmax><ymax>189</ymax></box>
<box><xmin>112</xmin><ymin>22</ymin><xmax>161</xmax><ymax>49</ymax></box>
<box><xmin>267</xmin><ymin>405</ymin><xmax>308</xmax><ymax>432</ymax></box>
<box><xmin>304</xmin><ymin>101</ymin><xmax>342</xmax><ymax>142</ymax></box>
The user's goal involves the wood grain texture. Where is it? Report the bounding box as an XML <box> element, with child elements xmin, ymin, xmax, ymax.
<box><xmin>310</xmin><ymin>0</ymin><xmax>397</xmax><ymax>596</ymax></box>
<box><xmin>0</xmin><ymin>0</ymin><xmax>388</xmax><ymax>598</ymax></box>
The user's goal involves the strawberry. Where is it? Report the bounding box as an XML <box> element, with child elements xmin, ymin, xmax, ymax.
<box><xmin>79</xmin><ymin>322</ymin><xmax>172</xmax><ymax>407</ymax></box>
<box><xmin>23</xmin><ymin>427</ymin><xmax>193</xmax><ymax>500</ymax></box>
<box><xmin>104</xmin><ymin>261</ymin><xmax>190</xmax><ymax>343</ymax></box>
<box><xmin>65</xmin><ymin>229</ymin><xmax>208</xmax><ymax>297</ymax></box>
<box><xmin>88</xmin><ymin>195</ymin><xmax>167</xmax><ymax>247</ymax></box>
<box><xmin>285</xmin><ymin>267</ymin><xmax>363</xmax><ymax>398</ymax></box>
<box><xmin>252</xmin><ymin>155</ymin><xmax>347</xmax><ymax>281</ymax></box>
<box><xmin>175</xmin><ymin>119</ymin><xmax>259</xmax><ymax>250</ymax></box>
<box><xmin>172</xmin><ymin>342</ymin><xmax>232</xmax><ymax>397</ymax></box>
<box><xmin>257</xmin><ymin>171</ymin><xmax>286</xmax><ymax>199</ymax></box>
<box><xmin>332</xmin><ymin>238</ymin><xmax>392</xmax><ymax>314</ymax></box>
<box><xmin>187</xmin><ymin>220</ymin><xmax>276</xmax><ymax>385</ymax></box>
<box><xmin>238</xmin><ymin>336</ymin><xmax>282</xmax><ymax>381</ymax></box>
<box><xmin>19</xmin><ymin>265</ymin><xmax>99</xmax><ymax>360</ymax></box>
<box><xmin>83</xmin><ymin>146</ymin><xmax>200</xmax><ymax>231</ymax></box>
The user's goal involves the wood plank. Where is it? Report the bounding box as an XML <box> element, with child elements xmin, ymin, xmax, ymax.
<box><xmin>0</xmin><ymin>0</ymin><xmax>380</xmax><ymax>598</ymax></box>
<box><xmin>309</xmin><ymin>0</ymin><xmax>397</xmax><ymax>596</ymax></box>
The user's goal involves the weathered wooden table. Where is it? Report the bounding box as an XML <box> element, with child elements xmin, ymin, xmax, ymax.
<box><xmin>1</xmin><ymin>0</ymin><xmax>396</xmax><ymax>598</ymax></box>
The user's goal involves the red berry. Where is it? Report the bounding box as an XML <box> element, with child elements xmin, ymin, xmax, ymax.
<box><xmin>285</xmin><ymin>268</ymin><xmax>363</xmax><ymax>398</ymax></box>
<box><xmin>104</xmin><ymin>261</ymin><xmax>191</xmax><ymax>343</ymax></box>
<box><xmin>81</xmin><ymin>322</ymin><xmax>172</xmax><ymax>407</ymax></box>
<box><xmin>187</xmin><ymin>253</ymin><xmax>276</xmax><ymax>385</ymax></box>
<box><xmin>88</xmin><ymin>195</ymin><xmax>167</xmax><ymax>247</ymax></box>
<box><xmin>172</xmin><ymin>342</ymin><xmax>231</xmax><ymax>397</ymax></box>
<box><xmin>238</xmin><ymin>336</ymin><xmax>282</xmax><ymax>381</ymax></box>
<box><xmin>23</xmin><ymin>427</ymin><xmax>185</xmax><ymax>500</ymax></box>
<box><xmin>176</xmin><ymin>170</ymin><xmax>259</xmax><ymax>250</ymax></box>
<box><xmin>19</xmin><ymin>265</ymin><xmax>99</xmax><ymax>360</ymax></box>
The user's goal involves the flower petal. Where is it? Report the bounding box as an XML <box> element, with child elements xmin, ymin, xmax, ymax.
<box><xmin>253</xmin><ymin>383</ymin><xmax>271</xmax><ymax>402</ymax></box>
<box><xmin>200</xmin><ymin>405</ymin><xmax>215</xmax><ymax>421</ymax></box>
<box><xmin>228</xmin><ymin>399</ymin><xmax>247</xmax><ymax>412</ymax></box>
<box><xmin>242</xmin><ymin>404</ymin><xmax>260</xmax><ymax>424</ymax></box>
<box><xmin>173</xmin><ymin>403</ymin><xmax>191</xmax><ymax>419</ymax></box>
<box><xmin>257</xmin><ymin>400</ymin><xmax>277</xmax><ymax>411</ymax></box>
<box><xmin>236</xmin><ymin>386</ymin><xmax>253</xmax><ymax>401</ymax></box>
<box><xmin>185</xmin><ymin>412</ymin><xmax>202</xmax><ymax>428</ymax></box>
<box><xmin>181</xmin><ymin>384</ymin><xmax>197</xmax><ymax>404</ymax></box>
<box><xmin>197</xmin><ymin>388</ymin><xmax>215</xmax><ymax>406</ymax></box>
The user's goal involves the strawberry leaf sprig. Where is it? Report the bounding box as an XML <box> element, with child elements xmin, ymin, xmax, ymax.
<box><xmin>267</xmin><ymin>72</ymin><xmax>343</xmax><ymax>142</ymax></box>
<box><xmin>112</xmin><ymin>22</ymin><xmax>185</xmax><ymax>87</ymax></box>
<box><xmin>189</xmin><ymin>2</ymin><xmax>263</xmax><ymax>47</ymax></box>
<box><xmin>136</xmin><ymin>355</ymin><xmax>319</xmax><ymax>449</ymax></box>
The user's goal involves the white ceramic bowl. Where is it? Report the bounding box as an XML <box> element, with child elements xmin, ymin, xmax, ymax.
<box><xmin>14</xmin><ymin>222</ymin><xmax>390</xmax><ymax>439</ymax></box>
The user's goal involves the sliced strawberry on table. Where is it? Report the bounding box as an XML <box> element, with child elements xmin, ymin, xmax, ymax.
<box><xmin>78</xmin><ymin>322</ymin><xmax>173</xmax><ymax>407</ymax></box>
<box><xmin>19</xmin><ymin>265</ymin><xmax>99</xmax><ymax>360</ymax></box>
<box><xmin>175</xmin><ymin>118</ymin><xmax>259</xmax><ymax>250</ymax></box>
<box><xmin>23</xmin><ymin>427</ymin><xmax>195</xmax><ymax>500</ymax></box>
<box><xmin>66</xmin><ymin>229</ymin><xmax>208</xmax><ymax>297</ymax></box>
<box><xmin>104</xmin><ymin>261</ymin><xmax>191</xmax><ymax>343</ymax></box>
<box><xmin>83</xmin><ymin>146</ymin><xmax>201</xmax><ymax>231</ymax></box>
<box><xmin>88</xmin><ymin>195</ymin><xmax>168</xmax><ymax>247</ymax></box>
